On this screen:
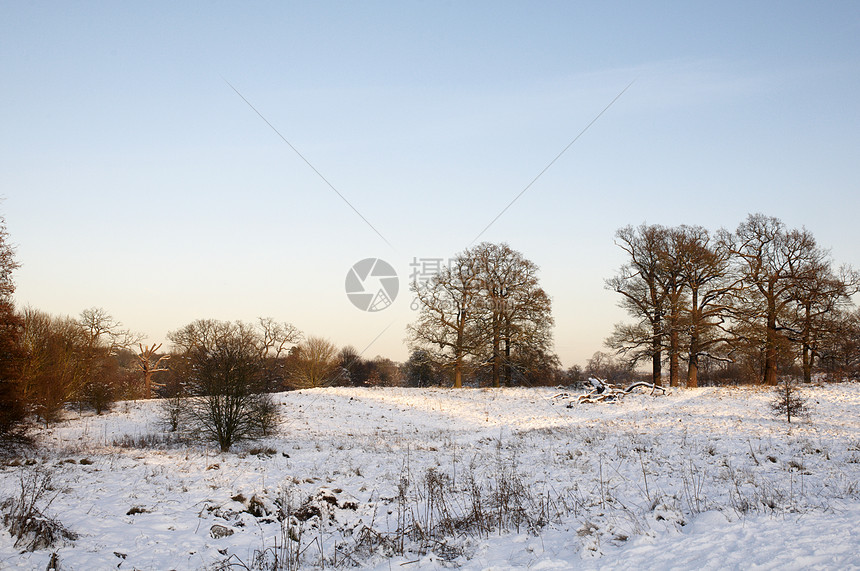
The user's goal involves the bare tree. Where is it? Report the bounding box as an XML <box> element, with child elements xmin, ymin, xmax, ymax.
<box><xmin>787</xmin><ymin>264</ymin><xmax>859</xmax><ymax>382</ymax></box>
<box><xmin>257</xmin><ymin>317</ymin><xmax>302</xmax><ymax>359</ymax></box>
<box><xmin>676</xmin><ymin>226</ymin><xmax>739</xmax><ymax>387</ymax></box>
<box><xmin>656</xmin><ymin>228</ymin><xmax>691</xmax><ymax>387</ymax></box>
<box><xmin>584</xmin><ymin>351</ymin><xmax>636</xmax><ymax>384</ymax></box>
<box><xmin>256</xmin><ymin>317</ymin><xmax>301</xmax><ymax>391</ymax></box>
<box><xmin>606</xmin><ymin>214</ymin><xmax>856</xmax><ymax>387</ymax></box>
<box><xmin>727</xmin><ymin>214</ymin><xmax>822</xmax><ymax>385</ymax></box>
<box><xmin>367</xmin><ymin>356</ymin><xmax>403</xmax><ymax>387</ymax></box>
<box><xmin>168</xmin><ymin>318</ymin><xmax>221</xmax><ymax>355</ymax></box>
<box><xmin>606</xmin><ymin>224</ymin><xmax>670</xmax><ymax>385</ymax></box>
<box><xmin>472</xmin><ymin>243</ymin><xmax>554</xmax><ymax>387</ymax></box>
<box><xmin>168</xmin><ymin>319</ymin><xmax>277</xmax><ymax>452</ymax></box>
<box><xmin>409</xmin><ymin>243</ymin><xmax>555</xmax><ymax>388</ymax></box>
<box><xmin>76</xmin><ymin>308</ymin><xmax>140</xmax><ymax>413</ymax></box>
<box><xmin>78</xmin><ymin>307</ymin><xmax>140</xmax><ymax>355</ymax></box>
<box><xmin>818</xmin><ymin>308</ymin><xmax>860</xmax><ymax>379</ymax></box>
<box><xmin>136</xmin><ymin>343</ymin><xmax>170</xmax><ymax>399</ymax></box>
<box><xmin>408</xmin><ymin>254</ymin><xmax>481</xmax><ymax>388</ymax></box>
<box><xmin>288</xmin><ymin>336</ymin><xmax>339</xmax><ymax>389</ymax></box>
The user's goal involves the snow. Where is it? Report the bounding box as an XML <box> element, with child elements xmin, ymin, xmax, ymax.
<box><xmin>2</xmin><ymin>384</ymin><xmax>859</xmax><ymax>570</ymax></box>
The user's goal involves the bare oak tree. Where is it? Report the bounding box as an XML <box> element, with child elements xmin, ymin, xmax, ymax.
<box><xmin>607</xmin><ymin>214</ymin><xmax>857</xmax><ymax>386</ymax></box>
<box><xmin>607</xmin><ymin>224</ymin><xmax>670</xmax><ymax>385</ymax></box>
<box><xmin>728</xmin><ymin>214</ymin><xmax>822</xmax><ymax>385</ymax></box>
<box><xmin>472</xmin><ymin>243</ymin><xmax>554</xmax><ymax>387</ymax></box>
<box><xmin>676</xmin><ymin>226</ymin><xmax>739</xmax><ymax>387</ymax></box>
<box><xmin>76</xmin><ymin>308</ymin><xmax>141</xmax><ymax>412</ymax></box>
<box><xmin>787</xmin><ymin>263</ymin><xmax>859</xmax><ymax>382</ymax></box>
<box><xmin>656</xmin><ymin>227</ymin><xmax>692</xmax><ymax>386</ymax></box>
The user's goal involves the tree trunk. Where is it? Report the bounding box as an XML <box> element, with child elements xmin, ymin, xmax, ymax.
<box><xmin>687</xmin><ymin>356</ymin><xmax>699</xmax><ymax>388</ymax></box>
<box><xmin>687</xmin><ymin>336</ymin><xmax>699</xmax><ymax>388</ymax></box>
<box><xmin>765</xmin><ymin>308</ymin><xmax>778</xmax><ymax>386</ymax></box>
<box><xmin>687</xmin><ymin>295</ymin><xmax>700</xmax><ymax>388</ymax></box>
<box><xmin>802</xmin><ymin>346</ymin><xmax>812</xmax><ymax>384</ymax></box>
<box><xmin>802</xmin><ymin>303</ymin><xmax>812</xmax><ymax>383</ymax></box>
<box><xmin>491</xmin><ymin>318</ymin><xmax>501</xmax><ymax>388</ymax></box>
<box><xmin>503</xmin><ymin>318</ymin><xmax>512</xmax><ymax>387</ymax></box>
<box><xmin>651</xmin><ymin>349</ymin><xmax>662</xmax><ymax>386</ymax></box>
<box><xmin>669</xmin><ymin>328</ymin><xmax>679</xmax><ymax>387</ymax></box>
<box><xmin>651</xmin><ymin>319</ymin><xmax>663</xmax><ymax>387</ymax></box>
<box><xmin>454</xmin><ymin>311</ymin><xmax>466</xmax><ymax>388</ymax></box>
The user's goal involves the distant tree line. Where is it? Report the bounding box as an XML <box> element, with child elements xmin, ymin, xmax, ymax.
<box><xmin>607</xmin><ymin>213</ymin><xmax>860</xmax><ymax>387</ymax></box>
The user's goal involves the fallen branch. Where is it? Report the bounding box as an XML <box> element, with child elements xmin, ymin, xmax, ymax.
<box><xmin>553</xmin><ymin>377</ymin><xmax>665</xmax><ymax>406</ymax></box>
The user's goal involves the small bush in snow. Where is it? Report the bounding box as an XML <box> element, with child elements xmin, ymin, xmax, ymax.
<box><xmin>771</xmin><ymin>378</ymin><xmax>811</xmax><ymax>423</ymax></box>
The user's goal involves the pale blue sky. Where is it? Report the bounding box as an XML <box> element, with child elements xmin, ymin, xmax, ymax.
<box><xmin>2</xmin><ymin>1</ymin><xmax>859</xmax><ymax>367</ymax></box>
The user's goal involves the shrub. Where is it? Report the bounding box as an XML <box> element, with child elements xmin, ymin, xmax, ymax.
<box><xmin>169</xmin><ymin>320</ymin><xmax>281</xmax><ymax>452</ymax></box>
<box><xmin>1</xmin><ymin>471</ymin><xmax>77</xmax><ymax>551</ymax></box>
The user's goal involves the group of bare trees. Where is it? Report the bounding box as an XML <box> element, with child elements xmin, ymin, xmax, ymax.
<box><xmin>334</xmin><ymin>345</ymin><xmax>403</xmax><ymax>387</ymax></box>
<box><xmin>0</xmin><ymin>217</ymin><xmax>129</xmax><ymax>435</ymax></box>
<box><xmin>607</xmin><ymin>213</ymin><xmax>859</xmax><ymax>386</ymax></box>
<box><xmin>0</xmin><ymin>210</ymin><xmax>480</xmax><ymax>445</ymax></box>
<box><xmin>408</xmin><ymin>242</ymin><xmax>557</xmax><ymax>387</ymax></box>
<box><xmin>7</xmin><ymin>299</ymin><xmax>402</xmax><ymax>445</ymax></box>
<box><xmin>18</xmin><ymin>308</ymin><xmax>148</xmax><ymax>422</ymax></box>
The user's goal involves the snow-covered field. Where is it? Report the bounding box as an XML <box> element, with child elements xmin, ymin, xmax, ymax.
<box><xmin>2</xmin><ymin>384</ymin><xmax>860</xmax><ymax>570</ymax></box>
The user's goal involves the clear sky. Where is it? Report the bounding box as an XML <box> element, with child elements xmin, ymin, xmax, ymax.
<box><xmin>2</xmin><ymin>1</ymin><xmax>859</xmax><ymax>367</ymax></box>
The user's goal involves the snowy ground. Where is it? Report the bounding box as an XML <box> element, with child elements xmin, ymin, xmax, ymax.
<box><xmin>1</xmin><ymin>384</ymin><xmax>859</xmax><ymax>570</ymax></box>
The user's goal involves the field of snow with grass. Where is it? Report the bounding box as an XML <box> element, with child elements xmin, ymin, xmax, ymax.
<box><xmin>2</xmin><ymin>384</ymin><xmax>860</xmax><ymax>570</ymax></box>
